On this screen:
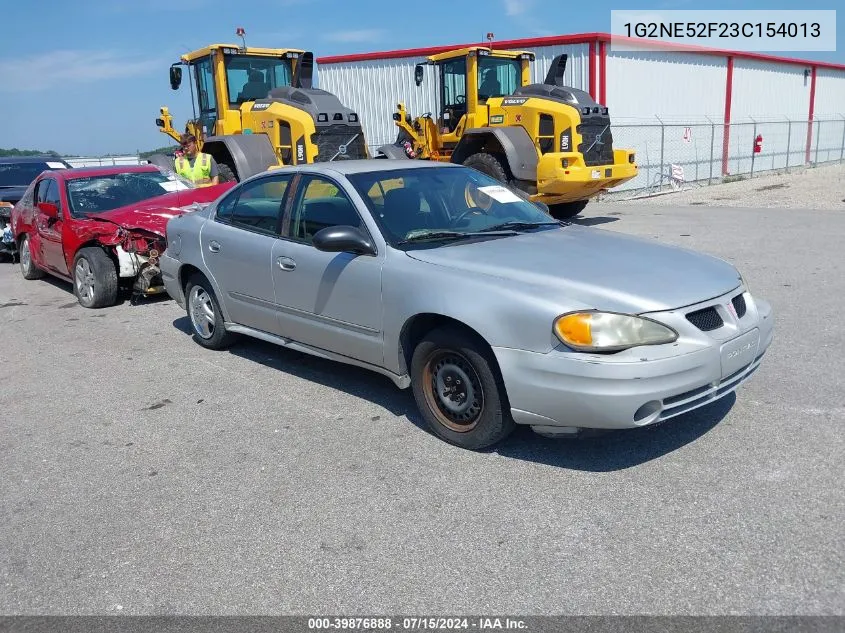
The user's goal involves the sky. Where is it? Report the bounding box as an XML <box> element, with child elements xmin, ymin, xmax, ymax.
<box><xmin>1</xmin><ymin>0</ymin><xmax>842</xmax><ymax>156</ymax></box>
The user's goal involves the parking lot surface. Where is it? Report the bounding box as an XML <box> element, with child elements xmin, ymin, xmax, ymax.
<box><xmin>1</xmin><ymin>202</ymin><xmax>843</xmax><ymax>615</ymax></box>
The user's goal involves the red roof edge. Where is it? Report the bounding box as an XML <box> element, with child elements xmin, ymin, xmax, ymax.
<box><xmin>316</xmin><ymin>31</ymin><xmax>845</xmax><ymax>71</ymax></box>
<box><xmin>315</xmin><ymin>33</ymin><xmax>605</xmax><ymax>64</ymax></box>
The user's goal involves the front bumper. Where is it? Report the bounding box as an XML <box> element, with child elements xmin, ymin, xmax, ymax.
<box><xmin>534</xmin><ymin>149</ymin><xmax>639</xmax><ymax>204</ymax></box>
<box><xmin>493</xmin><ymin>290</ymin><xmax>774</xmax><ymax>432</ymax></box>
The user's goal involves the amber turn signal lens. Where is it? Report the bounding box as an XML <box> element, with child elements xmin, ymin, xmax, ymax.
<box><xmin>554</xmin><ymin>313</ymin><xmax>593</xmax><ymax>346</ymax></box>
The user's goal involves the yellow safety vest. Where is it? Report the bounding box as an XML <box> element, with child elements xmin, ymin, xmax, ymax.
<box><xmin>175</xmin><ymin>152</ymin><xmax>213</xmax><ymax>187</ymax></box>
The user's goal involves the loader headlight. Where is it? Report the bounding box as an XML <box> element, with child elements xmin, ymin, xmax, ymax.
<box><xmin>554</xmin><ymin>311</ymin><xmax>678</xmax><ymax>352</ymax></box>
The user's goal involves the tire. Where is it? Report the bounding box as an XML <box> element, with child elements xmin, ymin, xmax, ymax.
<box><xmin>462</xmin><ymin>152</ymin><xmax>511</xmax><ymax>184</ymax></box>
<box><xmin>72</xmin><ymin>247</ymin><xmax>118</xmax><ymax>308</ymax></box>
<box><xmin>411</xmin><ymin>325</ymin><xmax>516</xmax><ymax>450</ymax></box>
<box><xmin>217</xmin><ymin>163</ymin><xmax>237</xmax><ymax>183</ymax></box>
<box><xmin>184</xmin><ymin>273</ymin><xmax>236</xmax><ymax>349</ymax></box>
<box><xmin>548</xmin><ymin>200</ymin><xmax>588</xmax><ymax>219</ymax></box>
<box><xmin>18</xmin><ymin>235</ymin><xmax>44</xmax><ymax>280</ymax></box>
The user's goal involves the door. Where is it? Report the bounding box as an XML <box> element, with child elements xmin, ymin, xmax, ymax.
<box><xmin>439</xmin><ymin>57</ymin><xmax>468</xmax><ymax>137</ymax></box>
<box><xmin>200</xmin><ymin>174</ymin><xmax>291</xmax><ymax>335</ymax></box>
<box><xmin>193</xmin><ymin>55</ymin><xmax>219</xmax><ymax>137</ymax></box>
<box><xmin>273</xmin><ymin>174</ymin><xmax>384</xmax><ymax>366</ymax></box>
<box><xmin>34</xmin><ymin>179</ymin><xmax>69</xmax><ymax>275</ymax></box>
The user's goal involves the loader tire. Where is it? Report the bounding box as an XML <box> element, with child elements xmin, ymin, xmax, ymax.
<box><xmin>217</xmin><ymin>163</ymin><xmax>237</xmax><ymax>183</ymax></box>
<box><xmin>548</xmin><ymin>200</ymin><xmax>588</xmax><ymax>219</ymax></box>
<box><xmin>462</xmin><ymin>152</ymin><xmax>510</xmax><ymax>184</ymax></box>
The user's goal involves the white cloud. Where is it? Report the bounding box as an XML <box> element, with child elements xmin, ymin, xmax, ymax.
<box><xmin>0</xmin><ymin>50</ymin><xmax>160</xmax><ymax>93</ymax></box>
<box><xmin>323</xmin><ymin>29</ymin><xmax>384</xmax><ymax>43</ymax></box>
<box><xmin>504</xmin><ymin>0</ymin><xmax>533</xmax><ymax>16</ymax></box>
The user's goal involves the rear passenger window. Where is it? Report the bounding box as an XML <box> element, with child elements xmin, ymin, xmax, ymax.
<box><xmin>216</xmin><ymin>175</ymin><xmax>290</xmax><ymax>235</ymax></box>
<box><xmin>289</xmin><ymin>176</ymin><xmax>363</xmax><ymax>244</ymax></box>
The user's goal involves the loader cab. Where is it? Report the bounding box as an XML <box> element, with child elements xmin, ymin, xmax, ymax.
<box><xmin>167</xmin><ymin>44</ymin><xmax>303</xmax><ymax>138</ymax></box>
<box><xmin>420</xmin><ymin>47</ymin><xmax>533</xmax><ymax>139</ymax></box>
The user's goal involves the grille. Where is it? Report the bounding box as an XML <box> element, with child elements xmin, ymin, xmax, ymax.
<box><xmin>732</xmin><ymin>294</ymin><xmax>747</xmax><ymax>318</ymax></box>
<box><xmin>577</xmin><ymin>117</ymin><xmax>614</xmax><ymax>166</ymax></box>
<box><xmin>311</xmin><ymin>125</ymin><xmax>367</xmax><ymax>162</ymax></box>
<box><xmin>686</xmin><ymin>307</ymin><xmax>724</xmax><ymax>331</ymax></box>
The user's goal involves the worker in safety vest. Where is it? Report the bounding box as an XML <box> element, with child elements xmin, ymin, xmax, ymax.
<box><xmin>174</xmin><ymin>133</ymin><xmax>219</xmax><ymax>187</ymax></box>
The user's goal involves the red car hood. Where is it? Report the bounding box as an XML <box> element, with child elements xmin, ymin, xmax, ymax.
<box><xmin>94</xmin><ymin>182</ymin><xmax>235</xmax><ymax>236</ymax></box>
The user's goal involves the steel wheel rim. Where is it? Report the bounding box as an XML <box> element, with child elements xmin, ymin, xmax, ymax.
<box><xmin>74</xmin><ymin>259</ymin><xmax>95</xmax><ymax>302</ymax></box>
<box><xmin>188</xmin><ymin>286</ymin><xmax>216</xmax><ymax>339</ymax></box>
<box><xmin>421</xmin><ymin>350</ymin><xmax>484</xmax><ymax>433</ymax></box>
<box><xmin>20</xmin><ymin>238</ymin><xmax>31</xmax><ymax>269</ymax></box>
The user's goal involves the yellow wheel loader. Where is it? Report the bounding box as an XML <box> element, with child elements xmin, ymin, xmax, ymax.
<box><xmin>151</xmin><ymin>41</ymin><xmax>368</xmax><ymax>181</ymax></box>
<box><xmin>378</xmin><ymin>47</ymin><xmax>638</xmax><ymax>218</ymax></box>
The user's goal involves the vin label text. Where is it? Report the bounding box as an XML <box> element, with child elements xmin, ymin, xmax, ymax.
<box><xmin>610</xmin><ymin>10</ymin><xmax>836</xmax><ymax>52</ymax></box>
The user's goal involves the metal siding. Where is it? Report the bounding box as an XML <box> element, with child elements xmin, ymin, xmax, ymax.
<box><xmin>813</xmin><ymin>68</ymin><xmax>845</xmax><ymax>117</ymax></box>
<box><xmin>605</xmin><ymin>52</ymin><xmax>727</xmax><ymax>192</ymax></box>
<box><xmin>528</xmin><ymin>44</ymin><xmax>591</xmax><ymax>92</ymax></box>
<box><xmin>811</xmin><ymin>70</ymin><xmax>845</xmax><ymax>163</ymax></box>
<box><xmin>606</xmin><ymin>51</ymin><xmax>727</xmax><ymax>122</ymax></box>
<box><xmin>731</xmin><ymin>59</ymin><xmax>812</xmax><ymax>121</ymax></box>
<box><xmin>316</xmin><ymin>57</ymin><xmax>437</xmax><ymax>152</ymax></box>
<box><xmin>316</xmin><ymin>43</ymin><xmax>592</xmax><ymax>154</ymax></box>
<box><xmin>727</xmin><ymin>60</ymin><xmax>812</xmax><ymax>174</ymax></box>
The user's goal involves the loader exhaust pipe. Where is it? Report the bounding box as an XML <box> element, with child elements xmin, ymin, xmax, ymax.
<box><xmin>293</xmin><ymin>51</ymin><xmax>314</xmax><ymax>89</ymax></box>
<box><xmin>543</xmin><ymin>54</ymin><xmax>568</xmax><ymax>87</ymax></box>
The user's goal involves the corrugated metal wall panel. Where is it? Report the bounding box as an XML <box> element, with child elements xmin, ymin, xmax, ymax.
<box><xmin>731</xmin><ymin>59</ymin><xmax>811</xmax><ymax>121</ymax></box>
<box><xmin>605</xmin><ymin>51</ymin><xmax>727</xmax><ymax>123</ymax></box>
<box><xmin>316</xmin><ymin>43</ymin><xmax>592</xmax><ymax>153</ymax></box>
<box><xmin>528</xmin><ymin>44</ymin><xmax>591</xmax><ymax>91</ymax></box>
<box><xmin>813</xmin><ymin>69</ymin><xmax>845</xmax><ymax>118</ymax></box>
<box><xmin>317</xmin><ymin>57</ymin><xmax>438</xmax><ymax>151</ymax></box>
<box><xmin>604</xmin><ymin>52</ymin><xmax>727</xmax><ymax>191</ymax></box>
<box><xmin>728</xmin><ymin>60</ymin><xmax>812</xmax><ymax>174</ymax></box>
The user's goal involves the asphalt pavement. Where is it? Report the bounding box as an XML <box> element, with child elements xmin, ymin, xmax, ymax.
<box><xmin>0</xmin><ymin>203</ymin><xmax>842</xmax><ymax>615</ymax></box>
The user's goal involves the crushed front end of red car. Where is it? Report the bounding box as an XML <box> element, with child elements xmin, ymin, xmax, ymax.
<box><xmin>70</xmin><ymin>183</ymin><xmax>235</xmax><ymax>303</ymax></box>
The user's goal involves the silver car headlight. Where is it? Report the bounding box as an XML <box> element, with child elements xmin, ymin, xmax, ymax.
<box><xmin>554</xmin><ymin>311</ymin><xmax>678</xmax><ymax>352</ymax></box>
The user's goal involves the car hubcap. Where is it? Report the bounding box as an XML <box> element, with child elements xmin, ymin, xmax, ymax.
<box><xmin>188</xmin><ymin>286</ymin><xmax>216</xmax><ymax>339</ymax></box>
<box><xmin>422</xmin><ymin>350</ymin><xmax>484</xmax><ymax>432</ymax></box>
<box><xmin>74</xmin><ymin>259</ymin><xmax>95</xmax><ymax>302</ymax></box>
<box><xmin>21</xmin><ymin>240</ymin><xmax>30</xmax><ymax>269</ymax></box>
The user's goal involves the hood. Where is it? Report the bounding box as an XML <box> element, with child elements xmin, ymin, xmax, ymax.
<box><xmin>0</xmin><ymin>186</ymin><xmax>28</xmax><ymax>205</ymax></box>
<box><xmin>93</xmin><ymin>182</ymin><xmax>235</xmax><ymax>236</ymax></box>
<box><xmin>405</xmin><ymin>224</ymin><xmax>742</xmax><ymax>313</ymax></box>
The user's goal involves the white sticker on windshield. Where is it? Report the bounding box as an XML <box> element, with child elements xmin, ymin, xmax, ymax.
<box><xmin>159</xmin><ymin>180</ymin><xmax>189</xmax><ymax>192</ymax></box>
<box><xmin>477</xmin><ymin>185</ymin><xmax>523</xmax><ymax>203</ymax></box>
<box><xmin>46</xmin><ymin>161</ymin><xmax>66</xmax><ymax>169</ymax></box>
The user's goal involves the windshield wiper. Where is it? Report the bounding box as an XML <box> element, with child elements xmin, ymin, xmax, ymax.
<box><xmin>478</xmin><ymin>220</ymin><xmax>562</xmax><ymax>232</ymax></box>
<box><xmin>397</xmin><ymin>229</ymin><xmax>517</xmax><ymax>244</ymax></box>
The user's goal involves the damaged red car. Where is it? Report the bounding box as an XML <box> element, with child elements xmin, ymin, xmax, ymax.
<box><xmin>10</xmin><ymin>164</ymin><xmax>234</xmax><ymax>308</ymax></box>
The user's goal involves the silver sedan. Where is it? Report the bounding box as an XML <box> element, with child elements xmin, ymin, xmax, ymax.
<box><xmin>160</xmin><ymin>160</ymin><xmax>774</xmax><ymax>450</ymax></box>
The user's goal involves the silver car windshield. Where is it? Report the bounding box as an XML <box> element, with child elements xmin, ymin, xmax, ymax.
<box><xmin>347</xmin><ymin>166</ymin><xmax>557</xmax><ymax>245</ymax></box>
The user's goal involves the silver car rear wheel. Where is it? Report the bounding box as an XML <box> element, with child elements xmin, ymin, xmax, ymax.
<box><xmin>188</xmin><ymin>285</ymin><xmax>216</xmax><ymax>339</ymax></box>
<box><xmin>184</xmin><ymin>274</ymin><xmax>236</xmax><ymax>350</ymax></box>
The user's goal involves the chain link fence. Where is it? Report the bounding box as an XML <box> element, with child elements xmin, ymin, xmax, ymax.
<box><xmin>77</xmin><ymin>115</ymin><xmax>845</xmax><ymax>195</ymax></box>
<box><xmin>609</xmin><ymin>116</ymin><xmax>845</xmax><ymax>197</ymax></box>
<box><xmin>364</xmin><ymin>115</ymin><xmax>845</xmax><ymax>198</ymax></box>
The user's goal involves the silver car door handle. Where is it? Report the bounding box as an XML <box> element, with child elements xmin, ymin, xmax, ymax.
<box><xmin>208</xmin><ymin>240</ymin><xmax>221</xmax><ymax>253</ymax></box>
<box><xmin>277</xmin><ymin>256</ymin><xmax>296</xmax><ymax>271</ymax></box>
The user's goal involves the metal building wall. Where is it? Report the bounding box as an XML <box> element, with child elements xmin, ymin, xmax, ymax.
<box><xmin>727</xmin><ymin>59</ymin><xmax>813</xmax><ymax>174</ymax></box>
<box><xmin>315</xmin><ymin>43</ymin><xmax>592</xmax><ymax>154</ymax></box>
<box><xmin>316</xmin><ymin>57</ymin><xmax>437</xmax><ymax>152</ymax></box>
<box><xmin>811</xmin><ymin>69</ymin><xmax>845</xmax><ymax>164</ymax></box>
<box><xmin>604</xmin><ymin>51</ymin><xmax>728</xmax><ymax>192</ymax></box>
